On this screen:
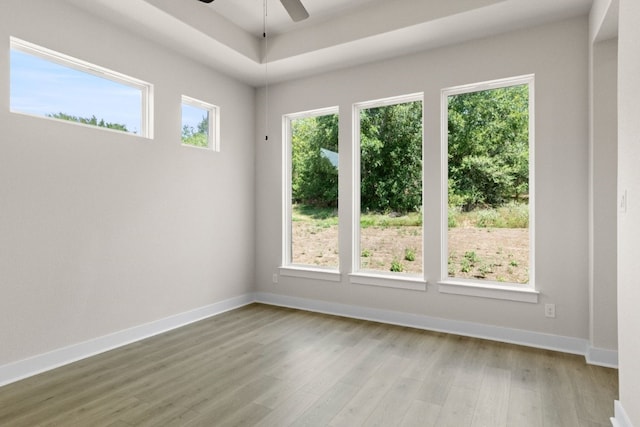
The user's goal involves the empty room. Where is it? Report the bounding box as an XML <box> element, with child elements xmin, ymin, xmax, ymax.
<box><xmin>0</xmin><ymin>0</ymin><xmax>638</xmax><ymax>426</ymax></box>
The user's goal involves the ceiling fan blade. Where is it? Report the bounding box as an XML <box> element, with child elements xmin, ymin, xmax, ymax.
<box><xmin>198</xmin><ymin>0</ymin><xmax>214</xmax><ymax>3</ymax></box>
<box><xmin>280</xmin><ymin>0</ymin><xmax>309</xmax><ymax>22</ymax></box>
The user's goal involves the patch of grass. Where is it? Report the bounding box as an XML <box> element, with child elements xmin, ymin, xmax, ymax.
<box><xmin>390</xmin><ymin>259</ymin><xmax>405</xmax><ymax>272</ymax></box>
<box><xmin>292</xmin><ymin>204</ymin><xmax>338</xmax><ymax>226</ymax></box>
<box><xmin>476</xmin><ymin>209</ymin><xmax>503</xmax><ymax>228</ymax></box>
<box><xmin>448</xmin><ymin>206</ymin><xmax>460</xmax><ymax>228</ymax></box>
<box><xmin>452</xmin><ymin>251</ymin><xmax>482</xmax><ymax>276</ymax></box>
<box><xmin>362</xmin><ymin>249</ymin><xmax>372</xmax><ymax>258</ymax></box>
<box><xmin>464</xmin><ymin>251</ymin><xmax>480</xmax><ymax>264</ymax></box>
<box><xmin>404</xmin><ymin>248</ymin><xmax>416</xmax><ymax>262</ymax></box>
<box><xmin>360</xmin><ymin>212</ymin><xmax>422</xmax><ymax>228</ymax></box>
<box><xmin>448</xmin><ymin>202</ymin><xmax>529</xmax><ymax>229</ymax></box>
<box><xmin>295</xmin><ymin>204</ymin><xmax>338</xmax><ymax>219</ymax></box>
<box><xmin>477</xmin><ymin>263</ymin><xmax>494</xmax><ymax>278</ymax></box>
<box><xmin>360</xmin><ymin>217</ymin><xmax>376</xmax><ymax>227</ymax></box>
<box><xmin>499</xmin><ymin>202</ymin><xmax>529</xmax><ymax>228</ymax></box>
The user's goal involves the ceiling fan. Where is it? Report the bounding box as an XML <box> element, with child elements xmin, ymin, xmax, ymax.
<box><xmin>198</xmin><ymin>0</ymin><xmax>310</xmax><ymax>22</ymax></box>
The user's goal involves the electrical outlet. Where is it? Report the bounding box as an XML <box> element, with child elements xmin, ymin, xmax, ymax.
<box><xmin>545</xmin><ymin>303</ymin><xmax>556</xmax><ymax>318</ymax></box>
<box><xmin>272</xmin><ymin>273</ymin><xmax>278</xmax><ymax>284</ymax></box>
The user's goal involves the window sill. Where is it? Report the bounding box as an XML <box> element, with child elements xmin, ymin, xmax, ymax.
<box><xmin>349</xmin><ymin>272</ymin><xmax>427</xmax><ymax>291</ymax></box>
<box><xmin>279</xmin><ymin>266</ymin><xmax>342</xmax><ymax>282</ymax></box>
<box><xmin>438</xmin><ymin>279</ymin><xmax>538</xmax><ymax>303</ymax></box>
<box><xmin>180</xmin><ymin>143</ymin><xmax>215</xmax><ymax>152</ymax></box>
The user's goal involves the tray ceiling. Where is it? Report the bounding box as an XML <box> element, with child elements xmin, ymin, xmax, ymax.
<box><xmin>64</xmin><ymin>0</ymin><xmax>593</xmax><ymax>86</ymax></box>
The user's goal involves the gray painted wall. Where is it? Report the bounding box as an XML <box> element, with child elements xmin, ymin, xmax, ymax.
<box><xmin>0</xmin><ymin>0</ymin><xmax>623</xmax><ymax>390</ymax></box>
<box><xmin>591</xmin><ymin>37</ymin><xmax>618</xmax><ymax>351</ymax></box>
<box><xmin>617</xmin><ymin>0</ymin><xmax>640</xmax><ymax>423</ymax></box>
<box><xmin>256</xmin><ymin>17</ymin><xmax>597</xmax><ymax>342</ymax></box>
<box><xmin>0</xmin><ymin>0</ymin><xmax>256</xmax><ymax>366</ymax></box>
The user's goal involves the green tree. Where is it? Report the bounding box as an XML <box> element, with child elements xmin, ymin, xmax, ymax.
<box><xmin>48</xmin><ymin>112</ymin><xmax>129</xmax><ymax>132</ymax></box>
<box><xmin>291</xmin><ymin>114</ymin><xmax>339</xmax><ymax>207</ymax></box>
<box><xmin>182</xmin><ymin>115</ymin><xmax>209</xmax><ymax>148</ymax></box>
<box><xmin>291</xmin><ymin>103</ymin><xmax>423</xmax><ymax>213</ymax></box>
<box><xmin>360</xmin><ymin>101</ymin><xmax>423</xmax><ymax>213</ymax></box>
<box><xmin>447</xmin><ymin>84</ymin><xmax>529</xmax><ymax>211</ymax></box>
<box><xmin>290</xmin><ymin>86</ymin><xmax>527</xmax><ymax>214</ymax></box>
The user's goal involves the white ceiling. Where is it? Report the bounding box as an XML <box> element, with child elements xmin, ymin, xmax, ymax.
<box><xmin>64</xmin><ymin>0</ymin><xmax>594</xmax><ymax>87</ymax></box>
<box><xmin>212</xmin><ymin>0</ymin><xmax>382</xmax><ymax>36</ymax></box>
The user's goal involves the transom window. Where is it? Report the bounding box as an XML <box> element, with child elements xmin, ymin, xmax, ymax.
<box><xmin>9</xmin><ymin>37</ymin><xmax>152</xmax><ymax>138</ymax></box>
<box><xmin>181</xmin><ymin>95</ymin><xmax>220</xmax><ymax>151</ymax></box>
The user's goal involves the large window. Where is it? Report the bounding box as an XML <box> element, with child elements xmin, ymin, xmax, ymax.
<box><xmin>442</xmin><ymin>76</ymin><xmax>534</xmax><ymax>287</ymax></box>
<box><xmin>353</xmin><ymin>94</ymin><xmax>424</xmax><ymax>279</ymax></box>
<box><xmin>9</xmin><ymin>37</ymin><xmax>152</xmax><ymax>138</ymax></box>
<box><xmin>283</xmin><ymin>108</ymin><xmax>339</xmax><ymax>271</ymax></box>
<box><xmin>181</xmin><ymin>95</ymin><xmax>219</xmax><ymax>151</ymax></box>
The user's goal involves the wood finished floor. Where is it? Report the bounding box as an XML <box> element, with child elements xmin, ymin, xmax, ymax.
<box><xmin>0</xmin><ymin>303</ymin><xmax>618</xmax><ymax>426</ymax></box>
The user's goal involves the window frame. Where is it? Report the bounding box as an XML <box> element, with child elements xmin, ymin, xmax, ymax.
<box><xmin>350</xmin><ymin>93</ymin><xmax>427</xmax><ymax>290</ymax></box>
<box><xmin>438</xmin><ymin>75</ymin><xmax>538</xmax><ymax>303</ymax></box>
<box><xmin>280</xmin><ymin>106</ymin><xmax>341</xmax><ymax>282</ymax></box>
<box><xmin>181</xmin><ymin>95</ymin><xmax>220</xmax><ymax>151</ymax></box>
<box><xmin>9</xmin><ymin>37</ymin><xmax>153</xmax><ymax>138</ymax></box>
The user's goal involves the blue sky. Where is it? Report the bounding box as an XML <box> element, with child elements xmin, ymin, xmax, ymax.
<box><xmin>181</xmin><ymin>103</ymin><xmax>208</xmax><ymax>134</ymax></box>
<box><xmin>11</xmin><ymin>49</ymin><xmax>210</xmax><ymax>136</ymax></box>
<box><xmin>10</xmin><ymin>49</ymin><xmax>143</xmax><ymax>133</ymax></box>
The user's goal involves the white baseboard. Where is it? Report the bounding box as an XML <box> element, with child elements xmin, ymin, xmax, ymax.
<box><xmin>0</xmin><ymin>291</ymin><xmax>619</xmax><ymax>389</ymax></box>
<box><xmin>586</xmin><ymin>346</ymin><xmax>619</xmax><ymax>368</ymax></box>
<box><xmin>611</xmin><ymin>400</ymin><xmax>633</xmax><ymax>427</ymax></box>
<box><xmin>0</xmin><ymin>294</ymin><xmax>255</xmax><ymax>388</ymax></box>
<box><xmin>255</xmin><ymin>292</ymin><xmax>618</xmax><ymax>367</ymax></box>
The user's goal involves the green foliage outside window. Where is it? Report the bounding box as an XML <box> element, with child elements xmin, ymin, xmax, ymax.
<box><xmin>291</xmin><ymin>86</ymin><xmax>528</xmax><ymax>216</ymax></box>
<box><xmin>291</xmin><ymin>114</ymin><xmax>339</xmax><ymax>208</ymax></box>
<box><xmin>182</xmin><ymin>115</ymin><xmax>209</xmax><ymax>148</ymax></box>
<box><xmin>360</xmin><ymin>101</ymin><xmax>423</xmax><ymax>213</ymax></box>
<box><xmin>448</xmin><ymin>84</ymin><xmax>529</xmax><ymax>211</ymax></box>
<box><xmin>47</xmin><ymin>112</ymin><xmax>129</xmax><ymax>133</ymax></box>
<box><xmin>291</xmin><ymin>103</ymin><xmax>424</xmax><ymax>213</ymax></box>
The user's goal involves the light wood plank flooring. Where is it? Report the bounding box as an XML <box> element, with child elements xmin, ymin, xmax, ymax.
<box><xmin>0</xmin><ymin>303</ymin><xmax>618</xmax><ymax>426</ymax></box>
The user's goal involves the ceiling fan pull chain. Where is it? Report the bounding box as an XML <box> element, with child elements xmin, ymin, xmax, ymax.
<box><xmin>264</xmin><ymin>0</ymin><xmax>269</xmax><ymax>142</ymax></box>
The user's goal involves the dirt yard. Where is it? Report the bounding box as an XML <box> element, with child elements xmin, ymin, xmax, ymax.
<box><xmin>292</xmin><ymin>223</ymin><xmax>529</xmax><ymax>284</ymax></box>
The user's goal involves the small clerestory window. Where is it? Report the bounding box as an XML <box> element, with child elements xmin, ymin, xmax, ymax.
<box><xmin>181</xmin><ymin>95</ymin><xmax>219</xmax><ymax>151</ymax></box>
<box><xmin>9</xmin><ymin>37</ymin><xmax>153</xmax><ymax>138</ymax></box>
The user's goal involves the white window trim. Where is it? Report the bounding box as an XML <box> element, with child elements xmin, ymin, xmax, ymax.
<box><xmin>181</xmin><ymin>95</ymin><xmax>220</xmax><ymax>151</ymax></box>
<box><xmin>349</xmin><ymin>272</ymin><xmax>427</xmax><ymax>291</ymax></box>
<box><xmin>438</xmin><ymin>279</ymin><xmax>538</xmax><ymax>303</ymax></box>
<box><xmin>440</xmin><ymin>74</ymin><xmax>536</xmax><ymax>301</ymax></box>
<box><xmin>279</xmin><ymin>266</ymin><xmax>342</xmax><ymax>282</ymax></box>
<box><xmin>10</xmin><ymin>37</ymin><xmax>153</xmax><ymax>139</ymax></box>
<box><xmin>352</xmin><ymin>93</ymin><xmax>425</xmax><ymax>288</ymax></box>
<box><xmin>282</xmin><ymin>106</ymin><xmax>340</xmax><ymax>277</ymax></box>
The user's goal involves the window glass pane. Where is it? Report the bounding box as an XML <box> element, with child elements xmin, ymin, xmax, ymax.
<box><xmin>447</xmin><ymin>83</ymin><xmax>530</xmax><ymax>284</ymax></box>
<box><xmin>10</xmin><ymin>47</ymin><xmax>144</xmax><ymax>135</ymax></box>
<box><xmin>289</xmin><ymin>113</ymin><xmax>339</xmax><ymax>268</ymax></box>
<box><xmin>181</xmin><ymin>103</ymin><xmax>210</xmax><ymax>148</ymax></box>
<box><xmin>359</xmin><ymin>100</ymin><xmax>423</xmax><ymax>275</ymax></box>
